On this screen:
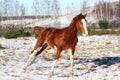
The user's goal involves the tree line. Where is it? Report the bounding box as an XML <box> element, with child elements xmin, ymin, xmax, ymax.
<box><xmin>94</xmin><ymin>0</ymin><xmax>120</xmax><ymax>22</ymax></box>
<box><xmin>0</xmin><ymin>0</ymin><xmax>61</xmax><ymax>27</ymax></box>
<box><xmin>94</xmin><ymin>0</ymin><xmax>120</xmax><ymax>28</ymax></box>
<box><xmin>0</xmin><ymin>0</ymin><xmax>60</xmax><ymax>21</ymax></box>
<box><xmin>0</xmin><ymin>0</ymin><xmax>120</xmax><ymax>28</ymax></box>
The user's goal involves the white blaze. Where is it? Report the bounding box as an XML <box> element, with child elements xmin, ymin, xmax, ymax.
<box><xmin>81</xmin><ymin>19</ymin><xmax>88</xmax><ymax>36</ymax></box>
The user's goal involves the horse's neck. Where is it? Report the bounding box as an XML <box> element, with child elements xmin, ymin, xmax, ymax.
<box><xmin>66</xmin><ymin>22</ymin><xmax>78</xmax><ymax>37</ymax></box>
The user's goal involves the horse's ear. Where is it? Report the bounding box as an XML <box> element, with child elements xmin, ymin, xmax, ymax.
<box><xmin>84</xmin><ymin>13</ymin><xmax>87</xmax><ymax>17</ymax></box>
<box><xmin>79</xmin><ymin>13</ymin><xmax>82</xmax><ymax>16</ymax></box>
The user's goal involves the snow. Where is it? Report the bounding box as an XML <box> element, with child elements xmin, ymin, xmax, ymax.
<box><xmin>0</xmin><ymin>12</ymin><xmax>91</xmax><ymax>28</ymax></box>
<box><xmin>0</xmin><ymin>35</ymin><xmax>120</xmax><ymax>80</ymax></box>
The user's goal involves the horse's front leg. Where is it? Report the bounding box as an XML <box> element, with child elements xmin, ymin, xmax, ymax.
<box><xmin>50</xmin><ymin>48</ymin><xmax>62</xmax><ymax>76</ymax></box>
<box><xmin>68</xmin><ymin>49</ymin><xmax>74</xmax><ymax>76</ymax></box>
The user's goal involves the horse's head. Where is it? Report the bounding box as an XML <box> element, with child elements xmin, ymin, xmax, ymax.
<box><xmin>73</xmin><ymin>13</ymin><xmax>88</xmax><ymax>36</ymax></box>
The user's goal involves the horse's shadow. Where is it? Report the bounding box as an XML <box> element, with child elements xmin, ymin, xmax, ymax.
<box><xmin>74</xmin><ymin>57</ymin><xmax>120</xmax><ymax>76</ymax></box>
<box><xmin>86</xmin><ymin>57</ymin><xmax>120</xmax><ymax>67</ymax></box>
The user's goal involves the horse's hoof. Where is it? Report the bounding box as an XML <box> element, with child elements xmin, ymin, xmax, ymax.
<box><xmin>22</xmin><ymin>68</ymin><xmax>26</xmax><ymax>73</ymax></box>
<box><xmin>70</xmin><ymin>72</ymin><xmax>74</xmax><ymax>76</ymax></box>
<box><xmin>50</xmin><ymin>71</ymin><xmax>54</xmax><ymax>77</ymax></box>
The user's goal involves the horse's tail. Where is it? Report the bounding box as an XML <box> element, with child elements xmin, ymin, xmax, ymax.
<box><xmin>34</xmin><ymin>26</ymin><xmax>45</xmax><ymax>32</ymax></box>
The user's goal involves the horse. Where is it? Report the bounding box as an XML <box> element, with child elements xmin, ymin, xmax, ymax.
<box><xmin>22</xmin><ymin>13</ymin><xmax>88</xmax><ymax>76</ymax></box>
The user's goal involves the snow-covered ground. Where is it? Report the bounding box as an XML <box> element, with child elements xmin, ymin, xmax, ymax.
<box><xmin>0</xmin><ymin>35</ymin><xmax>120</xmax><ymax>80</ymax></box>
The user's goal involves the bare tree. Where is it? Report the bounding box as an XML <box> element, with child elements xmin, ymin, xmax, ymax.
<box><xmin>116</xmin><ymin>0</ymin><xmax>120</xmax><ymax>19</ymax></box>
<box><xmin>32</xmin><ymin>0</ymin><xmax>40</xmax><ymax>19</ymax></box>
<box><xmin>51</xmin><ymin>0</ymin><xmax>60</xmax><ymax>27</ymax></box>
<box><xmin>20</xmin><ymin>4</ymin><xmax>26</xmax><ymax>26</ymax></box>
<box><xmin>80</xmin><ymin>0</ymin><xmax>89</xmax><ymax>13</ymax></box>
<box><xmin>66</xmin><ymin>4</ymin><xmax>70</xmax><ymax>15</ymax></box>
<box><xmin>66</xmin><ymin>3</ymin><xmax>76</xmax><ymax>15</ymax></box>
<box><xmin>115</xmin><ymin>0</ymin><xmax>120</xmax><ymax>27</ymax></box>
<box><xmin>14</xmin><ymin>0</ymin><xmax>20</xmax><ymax>16</ymax></box>
<box><xmin>0</xmin><ymin>1</ymin><xmax>2</xmax><ymax>25</ymax></box>
<box><xmin>94</xmin><ymin>0</ymin><xmax>113</xmax><ymax>22</ymax></box>
<box><xmin>32</xmin><ymin>0</ymin><xmax>51</xmax><ymax>18</ymax></box>
<box><xmin>40</xmin><ymin>0</ymin><xmax>50</xmax><ymax>19</ymax></box>
<box><xmin>13</xmin><ymin>0</ymin><xmax>20</xmax><ymax>25</ymax></box>
<box><xmin>3</xmin><ymin>0</ymin><xmax>9</xmax><ymax>20</ymax></box>
<box><xmin>3</xmin><ymin>0</ymin><xmax>15</xmax><ymax>19</ymax></box>
<box><xmin>44</xmin><ymin>0</ymin><xmax>51</xmax><ymax>16</ymax></box>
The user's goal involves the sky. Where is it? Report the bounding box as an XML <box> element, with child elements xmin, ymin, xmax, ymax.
<box><xmin>18</xmin><ymin>0</ymin><xmax>119</xmax><ymax>14</ymax></box>
<box><xmin>0</xmin><ymin>0</ymin><xmax>119</xmax><ymax>15</ymax></box>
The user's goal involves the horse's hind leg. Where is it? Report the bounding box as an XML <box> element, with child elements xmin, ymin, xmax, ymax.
<box><xmin>22</xmin><ymin>43</ymin><xmax>48</xmax><ymax>73</ymax></box>
<box><xmin>22</xmin><ymin>49</ymin><xmax>39</xmax><ymax>72</ymax></box>
<box><xmin>50</xmin><ymin>48</ymin><xmax>62</xmax><ymax>76</ymax></box>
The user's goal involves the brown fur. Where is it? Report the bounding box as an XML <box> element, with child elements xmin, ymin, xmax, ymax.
<box><xmin>23</xmin><ymin>13</ymin><xmax>88</xmax><ymax>75</ymax></box>
<box><xmin>32</xmin><ymin>13</ymin><xmax>87</xmax><ymax>58</ymax></box>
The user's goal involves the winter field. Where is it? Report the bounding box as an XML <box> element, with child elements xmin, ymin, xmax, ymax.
<box><xmin>0</xmin><ymin>35</ymin><xmax>120</xmax><ymax>80</ymax></box>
